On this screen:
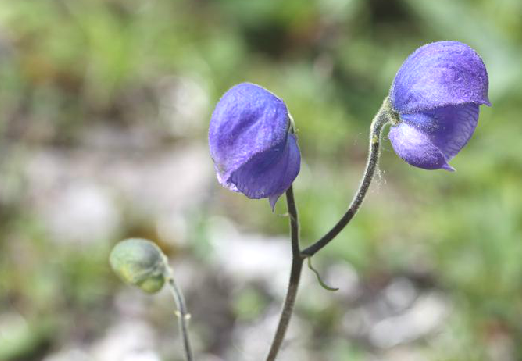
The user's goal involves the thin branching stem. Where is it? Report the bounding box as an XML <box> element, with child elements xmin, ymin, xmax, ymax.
<box><xmin>266</xmin><ymin>186</ymin><xmax>303</xmax><ymax>361</ymax></box>
<box><xmin>266</xmin><ymin>98</ymin><xmax>391</xmax><ymax>360</ymax></box>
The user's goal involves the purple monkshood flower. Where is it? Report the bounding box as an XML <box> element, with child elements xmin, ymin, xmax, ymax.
<box><xmin>388</xmin><ymin>41</ymin><xmax>491</xmax><ymax>171</ymax></box>
<box><xmin>209</xmin><ymin>83</ymin><xmax>301</xmax><ymax>209</ymax></box>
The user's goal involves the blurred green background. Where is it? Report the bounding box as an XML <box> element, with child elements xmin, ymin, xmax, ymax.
<box><xmin>1</xmin><ymin>0</ymin><xmax>521</xmax><ymax>360</ymax></box>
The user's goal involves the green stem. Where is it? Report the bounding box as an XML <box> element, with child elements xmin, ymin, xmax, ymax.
<box><xmin>166</xmin><ymin>268</ymin><xmax>194</xmax><ymax>361</ymax></box>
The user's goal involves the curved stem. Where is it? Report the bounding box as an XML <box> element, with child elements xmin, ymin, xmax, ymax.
<box><xmin>266</xmin><ymin>186</ymin><xmax>303</xmax><ymax>361</ymax></box>
<box><xmin>166</xmin><ymin>268</ymin><xmax>194</xmax><ymax>361</ymax></box>
<box><xmin>301</xmin><ymin>97</ymin><xmax>392</xmax><ymax>257</ymax></box>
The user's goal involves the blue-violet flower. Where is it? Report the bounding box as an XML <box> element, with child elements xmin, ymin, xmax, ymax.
<box><xmin>388</xmin><ymin>41</ymin><xmax>491</xmax><ymax>171</ymax></box>
<box><xmin>209</xmin><ymin>83</ymin><xmax>301</xmax><ymax>209</ymax></box>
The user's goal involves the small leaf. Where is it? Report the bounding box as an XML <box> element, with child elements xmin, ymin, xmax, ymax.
<box><xmin>306</xmin><ymin>257</ymin><xmax>339</xmax><ymax>292</ymax></box>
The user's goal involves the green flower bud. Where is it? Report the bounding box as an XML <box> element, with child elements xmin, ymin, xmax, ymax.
<box><xmin>110</xmin><ymin>238</ymin><xmax>167</xmax><ymax>294</ymax></box>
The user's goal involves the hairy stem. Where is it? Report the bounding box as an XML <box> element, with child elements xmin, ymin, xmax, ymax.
<box><xmin>301</xmin><ymin>97</ymin><xmax>392</xmax><ymax>257</ymax></box>
<box><xmin>266</xmin><ymin>186</ymin><xmax>303</xmax><ymax>361</ymax></box>
<box><xmin>265</xmin><ymin>97</ymin><xmax>391</xmax><ymax>359</ymax></box>
<box><xmin>166</xmin><ymin>269</ymin><xmax>194</xmax><ymax>361</ymax></box>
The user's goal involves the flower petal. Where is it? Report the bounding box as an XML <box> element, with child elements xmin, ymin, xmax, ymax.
<box><xmin>391</xmin><ymin>41</ymin><xmax>490</xmax><ymax>114</ymax></box>
<box><xmin>209</xmin><ymin>83</ymin><xmax>289</xmax><ymax>182</ymax></box>
<box><xmin>229</xmin><ymin>134</ymin><xmax>300</xmax><ymax>208</ymax></box>
<box><xmin>389</xmin><ymin>122</ymin><xmax>454</xmax><ymax>171</ymax></box>
<box><xmin>214</xmin><ymin>165</ymin><xmax>238</xmax><ymax>192</ymax></box>
<box><xmin>401</xmin><ymin>103</ymin><xmax>479</xmax><ymax>162</ymax></box>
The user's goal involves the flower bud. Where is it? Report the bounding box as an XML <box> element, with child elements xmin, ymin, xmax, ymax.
<box><xmin>109</xmin><ymin>238</ymin><xmax>167</xmax><ymax>294</ymax></box>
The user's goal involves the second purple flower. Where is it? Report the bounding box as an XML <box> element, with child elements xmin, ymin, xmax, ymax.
<box><xmin>209</xmin><ymin>83</ymin><xmax>301</xmax><ymax>209</ymax></box>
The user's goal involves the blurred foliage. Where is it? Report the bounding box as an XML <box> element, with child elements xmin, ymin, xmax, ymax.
<box><xmin>1</xmin><ymin>0</ymin><xmax>521</xmax><ymax>360</ymax></box>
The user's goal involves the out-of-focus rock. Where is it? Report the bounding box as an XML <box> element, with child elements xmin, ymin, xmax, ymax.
<box><xmin>40</xmin><ymin>181</ymin><xmax>120</xmax><ymax>245</ymax></box>
<box><xmin>91</xmin><ymin>320</ymin><xmax>160</xmax><ymax>361</ymax></box>
<box><xmin>368</xmin><ymin>292</ymin><xmax>449</xmax><ymax>348</ymax></box>
<box><xmin>156</xmin><ymin>76</ymin><xmax>210</xmax><ymax>138</ymax></box>
<box><xmin>207</xmin><ymin>217</ymin><xmax>292</xmax><ymax>295</ymax></box>
<box><xmin>22</xmin><ymin>142</ymin><xmax>212</xmax><ymax>246</ymax></box>
<box><xmin>42</xmin><ymin>348</ymin><xmax>91</xmax><ymax>361</ymax></box>
<box><xmin>230</xmin><ymin>307</ymin><xmax>311</xmax><ymax>361</ymax></box>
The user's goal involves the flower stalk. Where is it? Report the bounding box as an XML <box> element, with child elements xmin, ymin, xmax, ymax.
<box><xmin>165</xmin><ymin>267</ymin><xmax>194</xmax><ymax>361</ymax></box>
<box><xmin>301</xmin><ymin>97</ymin><xmax>391</xmax><ymax>257</ymax></box>
<box><xmin>266</xmin><ymin>98</ymin><xmax>391</xmax><ymax>359</ymax></box>
<box><xmin>265</xmin><ymin>186</ymin><xmax>303</xmax><ymax>361</ymax></box>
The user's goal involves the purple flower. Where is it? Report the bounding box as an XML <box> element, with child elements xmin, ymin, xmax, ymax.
<box><xmin>388</xmin><ymin>41</ymin><xmax>491</xmax><ymax>171</ymax></box>
<box><xmin>209</xmin><ymin>83</ymin><xmax>301</xmax><ymax>209</ymax></box>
